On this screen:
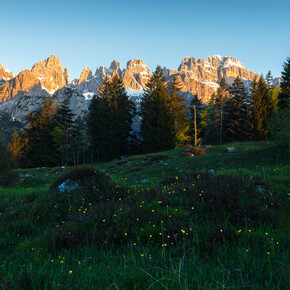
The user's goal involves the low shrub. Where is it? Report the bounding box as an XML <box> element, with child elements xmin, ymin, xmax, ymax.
<box><xmin>50</xmin><ymin>165</ymin><xmax>113</xmax><ymax>192</ymax></box>
<box><xmin>184</xmin><ymin>146</ymin><xmax>206</xmax><ymax>156</ymax></box>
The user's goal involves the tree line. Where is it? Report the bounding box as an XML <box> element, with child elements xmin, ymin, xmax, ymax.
<box><xmin>1</xmin><ymin>55</ymin><xmax>289</xmax><ymax>170</ymax></box>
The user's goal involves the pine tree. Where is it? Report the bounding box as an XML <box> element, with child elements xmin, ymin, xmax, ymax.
<box><xmin>214</xmin><ymin>78</ymin><xmax>230</xmax><ymax>144</ymax></box>
<box><xmin>168</xmin><ymin>76</ymin><xmax>190</xmax><ymax>146</ymax></box>
<box><xmin>52</xmin><ymin>99</ymin><xmax>75</xmax><ymax>165</ymax></box>
<box><xmin>265</xmin><ymin>70</ymin><xmax>274</xmax><ymax>89</ymax></box>
<box><xmin>199</xmin><ymin>94</ymin><xmax>216</xmax><ymax>143</ymax></box>
<box><xmin>226</xmin><ymin>77</ymin><xmax>250</xmax><ymax>140</ymax></box>
<box><xmin>71</xmin><ymin>116</ymin><xmax>89</xmax><ymax>165</ymax></box>
<box><xmin>249</xmin><ymin>76</ymin><xmax>272</xmax><ymax>140</ymax></box>
<box><xmin>21</xmin><ymin>97</ymin><xmax>57</xmax><ymax>167</ymax></box>
<box><xmin>88</xmin><ymin>74</ymin><xmax>135</xmax><ymax>161</ymax></box>
<box><xmin>279</xmin><ymin>55</ymin><xmax>290</xmax><ymax>108</ymax></box>
<box><xmin>140</xmin><ymin>66</ymin><xmax>175</xmax><ymax>153</ymax></box>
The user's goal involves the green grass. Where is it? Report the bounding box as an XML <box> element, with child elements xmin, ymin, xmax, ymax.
<box><xmin>0</xmin><ymin>141</ymin><xmax>289</xmax><ymax>289</ymax></box>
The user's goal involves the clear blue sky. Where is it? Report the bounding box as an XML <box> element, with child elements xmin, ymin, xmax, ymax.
<box><xmin>1</xmin><ymin>0</ymin><xmax>289</xmax><ymax>80</ymax></box>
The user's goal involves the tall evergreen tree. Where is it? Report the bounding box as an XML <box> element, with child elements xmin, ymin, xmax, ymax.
<box><xmin>226</xmin><ymin>77</ymin><xmax>250</xmax><ymax>140</ymax></box>
<box><xmin>265</xmin><ymin>70</ymin><xmax>274</xmax><ymax>89</ymax></box>
<box><xmin>214</xmin><ymin>78</ymin><xmax>230</xmax><ymax>144</ymax></box>
<box><xmin>52</xmin><ymin>99</ymin><xmax>75</xmax><ymax>165</ymax></box>
<box><xmin>279</xmin><ymin>55</ymin><xmax>290</xmax><ymax>108</ymax></box>
<box><xmin>21</xmin><ymin>97</ymin><xmax>57</xmax><ymax>167</ymax></box>
<box><xmin>88</xmin><ymin>74</ymin><xmax>135</xmax><ymax>161</ymax></box>
<box><xmin>249</xmin><ymin>76</ymin><xmax>272</xmax><ymax>140</ymax></box>
<box><xmin>71</xmin><ymin>116</ymin><xmax>89</xmax><ymax>165</ymax></box>
<box><xmin>168</xmin><ymin>76</ymin><xmax>190</xmax><ymax>146</ymax></box>
<box><xmin>140</xmin><ymin>66</ymin><xmax>175</xmax><ymax>153</ymax></box>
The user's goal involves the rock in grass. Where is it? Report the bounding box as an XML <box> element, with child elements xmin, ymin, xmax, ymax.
<box><xmin>57</xmin><ymin>179</ymin><xmax>79</xmax><ymax>192</ymax></box>
<box><xmin>226</xmin><ymin>147</ymin><xmax>236</xmax><ymax>153</ymax></box>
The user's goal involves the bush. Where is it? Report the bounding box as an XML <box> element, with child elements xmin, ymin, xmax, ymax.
<box><xmin>50</xmin><ymin>165</ymin><xmax>114</xmax><ymax>192</ymax></box>
<box><xmin>184</xmin><ymin>146</ymin><xmax>206</xmax><ymax>156</ymax></box>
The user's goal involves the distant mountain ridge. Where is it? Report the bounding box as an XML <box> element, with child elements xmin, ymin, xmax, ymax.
<box><xmin>0</xmin><ymin>54</ymin><xmax>281</xmax><ymax>126</ymax></box>
<box><xmin>1</xmin><ymin>54</ymin><xmax>274</xmax><ymax>103</ymax></box>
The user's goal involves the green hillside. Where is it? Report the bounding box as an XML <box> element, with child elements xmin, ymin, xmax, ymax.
<box><xmin>0</xmin><ymin>141</ymin><xmax>289</xmax><ymax>289</ymax></box>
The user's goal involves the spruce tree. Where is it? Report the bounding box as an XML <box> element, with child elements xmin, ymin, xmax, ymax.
<box><xmin>199</xmin><ymin>93</ymin><xmax>216</xmax><ymax>144</ymax></box>
<box><xmin>265</xmin><ymin>70</ymin><xmax>274</xmax><ymax>89</ymax></box>
<box><xmin>21</xmin><ymin>98</ymin><xmax>57</xmax><ymax>167</ymax></box>
<box><xmin>88</xmin><ymin>74</ymin><xmax>135</xmax><ymax>161</ymax></box>
<box><xmin>249</xmin><ymin>76</ymin><xmax>271</xmax><ymax>140</ymax></box>
<box><xmin>52</xmin><ymin>99</ymin><xmax>75</xmax><ymax>165</ymax></box>
<box><xmin>71</xmin><ymin>116</ymin><xmax>89</xmax><ymax>165</ymax></box>
<box><xmin>168</xmin><ymin>76</ymin><xmax>190</xmax><ymax>147</ymax></box>
<box><xmin>214</xmin><ymin>78</ymin><xmax>230</xmax><ymax>144</ymax></box>
<box><xmin>279</xmin><ymin>55</ymin><xmax>290</xmax><ymax>108</ymax></box>
<box><xmin>226</xmin><ymin>77</ymin><xmax>250</xmax><ymax>140</ymax></box>
<box><xmin>140</xmin><ymin>66</ymin><xmax>175</xmax><ymax>153</ymax></box>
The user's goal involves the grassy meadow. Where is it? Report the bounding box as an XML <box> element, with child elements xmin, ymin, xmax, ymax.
<box><xmin>0</xmin><ymin>141</ymin><xmax>289</xmax><ymax>289</ymax></box>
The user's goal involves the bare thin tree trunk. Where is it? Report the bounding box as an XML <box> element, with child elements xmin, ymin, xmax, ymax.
<box><xmin>220</xmin><ymin>103</ymin><xmax>223</xmax><ymax>144</ymax></box>
<box><xmin>193</xmin><ymin>104</ymin><xmax>197</xmax><ymax>146</ymax></box>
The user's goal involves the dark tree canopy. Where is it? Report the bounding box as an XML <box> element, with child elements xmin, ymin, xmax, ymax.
<box><xmin>88</xmin><ymin>74</ymin><xmax>135</xmax><ymax>161</ymax></box>
<box><xmin>140</xmin><ymin>66</ymin><xmax>175</xmax><ymax>153</ymax></box>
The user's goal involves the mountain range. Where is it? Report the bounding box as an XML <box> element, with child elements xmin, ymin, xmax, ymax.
<box><xmin>0</xmin><ymin>55</ymin><xmax>281</xmax><ymax>135</ymax></box>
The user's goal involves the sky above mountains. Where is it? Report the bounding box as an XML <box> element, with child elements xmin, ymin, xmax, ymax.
<box><xmin>1</xmin><ymin>0</ymin><xmax>289</xmax><ymax>80</ymax></box>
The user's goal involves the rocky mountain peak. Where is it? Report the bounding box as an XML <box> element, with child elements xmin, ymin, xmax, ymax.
<box><xmin>78</xmin><ymin>67</ymin><xmax>93</xmax><ymax>85</ymax></box>
<box><xmin>31</xmin><ymin>55</ymin><xmax>67</xmax><ymax>93</ymax></box>
<box><xmin>122</xmin><ymin>59</ymin><xmax>152</xmax><ymax>90</ymax></box>
<box><xmin>0</xmin><ymin>70</ymin><xmax>41</xmax><ymax>103</ymax></box>
<box><xmin>0</xmin><ymin>63</ymin><xmax>14</xmax><ymax>82</ymax></box>
<box><xmin>109</xmin><ymin>60</ymin><xmax>121</xmax><ymax>72</ymax></box>
<box><xmin>178</xmin><ymin>57</ymin><xmax>198</xmax><ymax>72</ymax></box>
<box><xmin>64</xmin><ymin>68</ymin><xmax>69</xmax><ymax>85</ymax></box>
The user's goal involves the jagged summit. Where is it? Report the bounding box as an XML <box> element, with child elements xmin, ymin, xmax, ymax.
<box><xmin>0</xmin><ymin>63</ymin><xmax>14</xmax><ymax>84</ymax></box>
<box><xmin>0</xmin><ymin>54</ymin><xmax>263</xmax><ymax>105</ymax></box>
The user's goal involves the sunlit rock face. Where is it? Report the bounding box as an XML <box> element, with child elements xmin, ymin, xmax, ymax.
<box><xmin>0</xmin><ymin>55</ymin><xmax>69</xmax><ymax>103</ymax></box>
<box><xmin>0</xmin><ymin>54</ymin><xmax>260</xmax><ymax>105</ymax></box>
<box><xmin>165</xmin><ymin>55</ymin><xmax>259</xmax><ymax>102</ymax></box>
<box><xmin>0</xmin><ymin>70</ymin><xmax>41</xmax><ymax>103</ymax></box>
<box><xmin>0</xmin><ymin>63</ymin><xmax>14</xmax><ymax>84</ymax></box>
<box><xmin>72</xmin><ymin>55</ymin><xmax>259</xmax><ymax>103</ymax></box>
<box><xmin>121</xmin><ymin>59</ymin><xmax>152</xmax><ymax>90</ymax></box>
<box><xmin>30</xmin><ymin>55</ymin><xmax>68</xmax><ymax>94</ymax></box>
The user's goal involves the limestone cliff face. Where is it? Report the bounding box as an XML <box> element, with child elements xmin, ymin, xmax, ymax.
<box><xmin>78</xmin><ymin>67</ymin><xmax>93</xmax><ymax>85</ymax></box>
<box><xmin>0</xmin><ymin>85</ymin><xmax>87</xmax><ymax>124</ymax></box>
<box><xmin>0</xmin><ymin>63</ymin><xmax>14</xmax><ymax>83</ymax></box>
<box><xmin>0</xmin><ymin>54</ymin><xmax>261</xmax><ymax>106</ymax></box>
<box><xmin>0</xmin><ymin>55</ymin><xmax>69</xmax><ymax>103</ymax></box>
<box><xmin>0</xmin><ymin>70</ymin><xmax>41</xmax><ymax>103</ymax></box>
<box><xmin>72</xmin><ymin>56</ymin><xmax>258</xmax><ymax>102</ymax></box>
<box><xmin>52</xmin><ymin>87</ymin><xmax>88</xmax><ymax>118</ymax></box>
<box><xmin>31</xmin><ymin>55</ymin><xmax>67</xmax><ymax>93</ymax></box>
<box><xmin>121</xmin><ymin>59</ymin><xmax>152</xmax><ymax>90</ymax></box>
<box><xmin>167</xmin><ymin>55</ymin><xmax>259</xmax><ymax>102</ymax></box>
<box><xmin>64</xmin><ymin>68</ymin><xmax>70</xmax><ymax>85</ymax></box>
